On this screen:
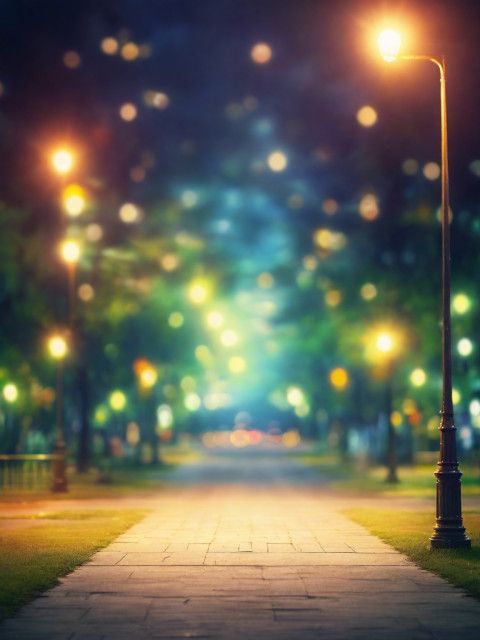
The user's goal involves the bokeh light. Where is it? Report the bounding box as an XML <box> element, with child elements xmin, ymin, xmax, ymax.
<box><xmin>60</xmin><ymin>239</ymin><xmax>81</xmax><ymax>264</ymax></box>
<box><xmin>51</xmin><ymin>148</ymin><xmax>75</xmax><ymax>175</ymax></box>
<box><xmin>47</xmin><ymin>335</ymin><xmax>68</xmax><ymax>360</ymax></box>
<box><xmin>358</xmin><ymin>193</ymin><xmax>379</xmax><ymax>221</ymax></box>
<box><xmin>410</xmin><ymin>368</ymin><xmax>427</xmax><ymax>387</ymax></box>
<box><xmin>457</xmin><ymin>338</ymin><xmax>473</xmax><ymax>357</ymax></box>
<box><xmin>329</xmin><ymin>367</ymin><xmax>349</xmax><ymax>390</ymax></box>
<box><xmin>267</xmin><ymin>150</ymin><xmax>288</xmax><ymax>172</ymax></box>
<box><xmin>356</xmin><ymin>105</ymin><xmax>378</xmax><ymax>127</ymax></box>
<box><xmin>250</xmin><ymin>42</ymin><xmax>272</xmax><ymax>64</ymax></box>
<box><xmin>61</xmin><ymin>184</ymin><xmax>87</xmax><ymax>217</ymax></box>
<box><xmin>109</xmin><ymin>389</ymin><xmax>127</xmax><ymax>411</ymax></box>
<box><xmin>119</xmin><ymin>103</ymin><xmax>138</xmax><ymax>121</ymax></box>
<box><xmin>452</xmin><ymin>293</ymin><xmax>471</xmax><ymax>315</ymax></box>
<box><xmin>2</xmin><ymin>383</ymin><xmax>19</xmax><ymax>403</ymax></box>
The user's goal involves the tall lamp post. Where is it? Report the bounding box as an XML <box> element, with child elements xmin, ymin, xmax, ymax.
<box><xmin>377</xmin><ymin>29</ymin><xmax>470</xmax><ymax>548</ymax></box>
<box><xmin>47</xmin><ymin>333</ymin><xmax>69</xmax><ymax>492</ymax></box>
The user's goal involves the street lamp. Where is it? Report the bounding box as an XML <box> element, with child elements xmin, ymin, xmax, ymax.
<box><xmin>377</xmin><ymin>29</ymin><xmax>470</xmax><ymax>548</ymax></box>
<box><xmin>367</xmin><ymin>327</ymin><xmax>403</xmax><ymax>483</ymax></box>
<box><xmin>59</xmin><ymin>239</ymin><xmax>81</xmax><ymax>324</ymax></box>
<box><xmin>51</xmin><ymin>147</ymin><xmax>75</xmax><ymax>176</ymax></box>
<box><xmin>47</xmin><ymin>332</ymin><xmax>69</xmax><ymax>492</ymax></box>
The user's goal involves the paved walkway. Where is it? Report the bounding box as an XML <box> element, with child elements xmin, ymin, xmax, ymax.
<box><xmin>2</xmin><ymin>455</ymin><xmax>480</xmax><ymax>639</ymax></box>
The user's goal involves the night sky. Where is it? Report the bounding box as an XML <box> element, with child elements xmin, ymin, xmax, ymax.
<box><xmin>1</xmin><ymin>0</ymin><xmax>480</xmax><ymax>433</ymax></box>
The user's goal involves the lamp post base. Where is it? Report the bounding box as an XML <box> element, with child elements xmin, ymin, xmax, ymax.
<box><xmin>430</xmin><ymin>530</ymin><xmax>471</xmax><ymax>549</ymax></box>
<box><xmin>51</xmin><ymin>448</ymin><xmax>68</xmax><ymax>493</ymax></box>
<box><xmin>430</xmin><ymin>465</ymin><xmax>470</xmax><ymax>549</ymax></box>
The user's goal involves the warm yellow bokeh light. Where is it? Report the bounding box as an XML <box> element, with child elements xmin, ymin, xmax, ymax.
<box><xmin>410</xmin><ymin>368</ymin><xmax>427</xmax><ymax>387</ymax></box>
<box><xmin>220</xmin><ymin>329</ymin><xmax>238</xmax><ymax>347</ymax></box>
<box><xmin>60</xmin><ymin>239</ymin><xmax>81</xmax><ymax>264</ymax></box>
<box><xmin>356</xmin><ymin>105</ymin><xmax>378</xmax><ymax>127</ymax></box>
<box><xmin>267</xmin><ymin>150</ymin><xmax>288</xmax><ymax>172</ymax></box>
<box><xmin>452</xmin><ymin>388</ymin><xmax>461</xmax><ymax>405</ymax></box>
<box><xmin>62</xmin><ymin>184</ymin><xmax>87</xmax><ymax>217</ymax></box>
<box><xmin>77</xmin><ymin>283</ymin><xmax>94</xmax><ymax>302</ymax></box>
<box><xmin>250</xmin><ymin>42</ymin><xmax>272</xmax><ymax>64</ymax></box>
<box><xmin>187</xmin><ymin>280</ymin><xmax>211</xmax><ymax>305</ymax></box>
<box><xmin>360</xmin><ymin>283</ymin><xmax>377</xmax><ymax>301</ymax></box>
<box><xmin>101</xmin><ymin>37</ymin><xmax>119</xmax><ymax>55</ymax></box>
<box><xmin>3</xmin><ymin>383</ymin><xmax>19</xmax><ymax>403</ymax></box>
<box><xmin>329</xmin><ymin>367</ymin><xmax>349</xmax><ymax>390</ymax></box>
<box><xmin>378</xmin><ymin>29</ymin><xmax>402</xmax><ymax>62</ymax></box>
<box><xmin>168</xmin><ymin>312</ymin><xmax>184</xmax><ymax>329</ymax></box>
<box><xmin>423</xmin><ymin>162</ymin><xmax>441</xmax><ymax>181</ymax></box>
<box><xmin>206</xmin><ymin>310</ymin><xmax>224</xmax><ymax>329</ymax></box>
<box><xmin>119</xmin><ymin>202</ymin><xmax>141</xmax><ymax>223</ymax></box>
<box><xmin>119</xmin><ymin>103</ymin><xmax>137</xmax><ymax>121</ymax></box>
<box><xmin>359</xmin><ymin>193</ymin><xmax>379</xmax><ymax>221</ymax></box>
<box><xmin>457</xmin><ymin>338</ymin><xmax>473</xmax><ymax>357</ymax></box>
<box><xmin>391</xmin><ymin>411</ymin><xmax>403</xmax><ymax>427</ymax></box>
<box><xmin>47</xmin><ymin>335</ymin><xmax>69</xmax><ymax>360</ymax></box>
<box><xmin>51</xmin><ymin>148</ymin><xmax>75</xmax><ymax>175</ymax></box>
<box><xmin>121</xmin><ymin>42</ymin><xmax>139</xmax><ymax>61</ymax></box>
<box><xmin>452</xmin><ymin>293</ymin><xmax>471</xmax><ymax>315</ymax></box>
<box><xmin>139</xmin><ymin>365</ymin><xmax>158</xmax><ymax>389</ymax></box>
<box><xmin>376</xmin><ymin>332</ymin><xmax>394</xmax><ymax>353</ymax></box>
<box><xmin>286</xmin><ymin>385</ymin><xmax>305</xmax><ymax>407</ymax></box>
<box><xmin>228</xmin><ymin>356</ymin><xmax>247</xmax><ymax>374</ymax></box>
<box><xmin>109</xmin><ymin>389</ymin><xmax>127</xmax><ymax>411</ymax></box>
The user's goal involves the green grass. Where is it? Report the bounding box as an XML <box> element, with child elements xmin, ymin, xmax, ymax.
<box><xmin>0</xmin><ymin>508</ymin><xmax>148</xmax><ymax>620</ymax></box>
<box><xmin>298</xmin><ymin>453</ymin><xmax>480</xmax><ymax>497</ymax></box>
<box><xmin>345</xmin><ymin>508</ymin><xmax>480</xmax><ymax>599</ymax></box>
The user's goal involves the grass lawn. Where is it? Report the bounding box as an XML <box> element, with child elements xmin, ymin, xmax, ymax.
<box><xmin>296</xmin><ymin>452</ymin><xmax>480</xmax><ymax>497</ymax></box>
<box><xmin>0</xmin><ymin>508</ymin><xmax>148</xmax><ymax>620</ymax></box>
<box><xmin>345</xmin><ymin>508</ymin><xmax>480</xmax><ymax>599</ymax></box>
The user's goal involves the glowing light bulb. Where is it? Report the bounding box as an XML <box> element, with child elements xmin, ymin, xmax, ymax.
<box><xmin>378</xmin><ymin>29</ymin><xmax>402</xmax><ymax>62</ymax></box>
<box><xmin>47</xmin><ymin>335</ymin><xmax>68</xmax><ymax>360</ymax></box>
<box><xmin>60</xmin><ymin>239</ymin><xmax>81</xmax><ymax>264</ymax></box>
<box><xmin>51</xmin><ymin>148</ymin><xmax>74</xmax><ymax>175</ymax></box>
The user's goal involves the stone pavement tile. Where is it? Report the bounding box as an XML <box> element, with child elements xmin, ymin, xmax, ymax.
<box><xmin>118</xmin><ymin>552</ymin><xmax>206</xmax><ymax>565</ymax></box>
<box><xmin>88</xmin><ymin>551</ymin><xmax>126</xmax><ymax>565</ymax></box>
<box><xmin>204</xmin><ymin>551</ymin><xmax>411</xmax><ymax>565</ymax></box>
<box><xmin>267</xmin><ymin>543</ymin><xmax>296</xmax><ymax>552</ymax></box>
<box><xmin>302</xmin><ymin>577</ymin><xmax>424</xmax><ymax>594</ymax></box>
<box><xmin>292</xmin><ymin>542</ymin><xmax>324</xmax><ymax>552</ymax></box>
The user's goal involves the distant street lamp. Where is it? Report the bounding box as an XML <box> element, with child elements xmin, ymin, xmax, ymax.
<box><xmin>368</xmin><ymin>327</ymin><xmax>402</xmax><ymax>483</ymax></box>
<box><xmin>47</xmin><ymin>333</ymin><xmax>69</xmax><ymax>492</ymax></box>
<box><xmin>51</xmin><ymin>147</ymin><xmax>75</xmax><ymax>176</ymax></box>
<box><xmin>377</xmin><ymin>29</ymin><xmax>470</xmax><ymax>548</ymax></box>
<box><xmin>59</xmin><ymin>239</ymin><xmax>81</xmax><ymax>324</ymax></box>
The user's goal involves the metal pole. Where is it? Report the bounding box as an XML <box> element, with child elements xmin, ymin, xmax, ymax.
<box><xmin>51</xmin><ymin>360</ymin><xmax>68</xmax><ymax>492</ymax></box>
<box><xmin>429</xmin><ymin>57</ymin><xmax>470</xmax><ymax>548</ymax></box>
<box><xmin>385</xmin><ymin>375</ymin><xmax>398</xmax><ymax>483</ymax></box>
<box><xmin>399</xmin><ymin>54</ymin><xmax>470</xmax><ymax>547</ymax></box>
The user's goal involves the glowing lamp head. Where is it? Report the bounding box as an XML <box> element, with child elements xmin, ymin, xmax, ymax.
<box><xmin>376</xmin><ymin>332</ymin><xmax>394</xmax><ymax>353</ymax></box>
<box><xmin>378</xmin><ymin>29</ymin><xmax>402</xmax><ymax>62</ymax></box>
<box><xmin>60</xmin><ymin>239</ymin><xmax>81</xmax><ymax>264</ymax></box>
<box><xmin>51</xmin><ymin>148</ymin><xmax>75</xmax><ymax>175</ymax></box>
<box><xmin>47</xmin><ymin>335</ymin><xmax>69</xmax><ymax>360</ymax></box>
